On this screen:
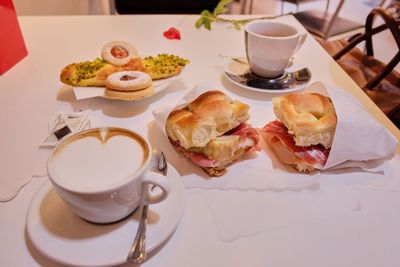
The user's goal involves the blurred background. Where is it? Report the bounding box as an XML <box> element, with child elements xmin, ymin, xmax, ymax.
<box><xmin>12</xmin><ymin>0</ymin><xmax>398</xmax><ymax>68</ymax></box>
<box><xmin>11</xmin><ymin>0</ymin><xmax>386</xmax><ymax>17</ymax></box>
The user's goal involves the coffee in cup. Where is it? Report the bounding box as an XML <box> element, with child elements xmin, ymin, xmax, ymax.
<box><xmin>245</xmin><ymin>20</ymin><xmax>307</xmax><ymax>78</ymax></box>
<box><xmin>47</xmin><ymin>127</ymin><xmax>171</xmax><ymax>223</ymax></box>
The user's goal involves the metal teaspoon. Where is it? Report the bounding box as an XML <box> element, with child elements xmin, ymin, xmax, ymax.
<box><xmin>127</xmin><ymin>150</ymin><xmax>168</xmax><ymax>264</ymax></box>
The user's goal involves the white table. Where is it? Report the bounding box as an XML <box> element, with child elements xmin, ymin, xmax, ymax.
<box><xmin>1</xmin><ymin>14</ymin><xmax>400</xmax><ymax>267</ymax></box>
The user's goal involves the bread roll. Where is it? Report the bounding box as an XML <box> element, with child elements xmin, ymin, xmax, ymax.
<box><xmin>166</xmin><ymin>90</ymin><xmax>250</xmax><ymax>149</ymax></box>
<box><xmin>166</xmin><ymin>90</ymin><xmax>258</xmax><ymax>177</ymax></box>
<box><xmin>273</xmin><ymin>92</ymin><xmax>337</xmax><ymax>149</ymax></box>
<box><xmin>261</xmin><ymin>92</ymin><xmax>337</xmax><ymax>173</ymax></box>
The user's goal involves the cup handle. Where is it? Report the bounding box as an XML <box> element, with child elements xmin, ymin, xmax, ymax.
<box><xmin>295</xmin><ymin>33</ymin><xmax>307</xmax><ymax>52</ymax></box>
<box><xmin>141</xmin><ymin>171</ymin><xmax>171</xmax><ymax>205</ymax></box>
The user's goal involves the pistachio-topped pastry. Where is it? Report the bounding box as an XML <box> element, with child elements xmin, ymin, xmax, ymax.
<box><xmin>60</xmin><ymin>58</ymin><xmax>145</xmax><ymax>87</ymax></box>
<box><xmin>143</xmin><ymin>54</ymin><xmax>189</xmax><ymax>80</ymax></box>
<box><xmin>72</xmin><ymin>58</ymin><xmax>106</xmax><ymax>84</ymax></box>
<box><xmin>60</xmin><ymin>41</ymin><xmax>189</xmax><ymax>87</ymax></box>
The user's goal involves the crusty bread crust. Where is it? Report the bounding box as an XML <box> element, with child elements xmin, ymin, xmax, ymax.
<box><xmin>202</xmin><ymin>167</ymin><xmax>227</xmax><ymax>177</ymax></box>
<box><xmin>166</xmin><ymin>90</ymin><xmax>250</xmax><ymax>149</ymax></box>
<box><xmin>273</xmin><ymin>93</ymin><xmax>337</xmax><ymax>149</ymax></box>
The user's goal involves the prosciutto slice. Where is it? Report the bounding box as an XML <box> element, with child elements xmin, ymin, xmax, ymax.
<box><xmin>169</xmin><ymin>123</ymin><xmax>259</xmax><ymax>168</ymax></box>
<box><xmin>168</xmin><ymin>138</ymin><xmax>219</xmax><ymax>167</ymax></box>
<box><xmin>261</xmin><ymin>120</ymin><xmax>329</xmax><ymax>169</ymax></box>
<box><xmin>227</xmin><ymin>123</ymin><xmax>260</xmax><ymax>152</ymax></box>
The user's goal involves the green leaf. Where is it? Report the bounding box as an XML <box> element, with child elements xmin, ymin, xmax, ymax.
<box><xmin>195</xmin><ymin>0</ymin><xmax>254</xmax><ymax>31</ymax></box>
<box><xmin>213</xmin><ymin>0</ymin><xmax>234</xmax><ymax>16</ymax></box>
<box><xmin>195</xmin><ymin>9</ymin><xmax>216</xmax><ymax>30</ymax></box>
<box><xmin>195</xmin><ymin>17</ymin><xmax>205</xmax><ymax>29</ymax></box>
<box><xmin>205</xmin><ymin>20</ymin><xmax>212</xmax><ymax>30</ymax></box>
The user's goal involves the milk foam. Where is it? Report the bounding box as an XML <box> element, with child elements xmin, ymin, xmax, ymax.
<box><xmin>50</xmin><ymin>134</ymin><xmax>145</xmax><ymax>191</ymax></box>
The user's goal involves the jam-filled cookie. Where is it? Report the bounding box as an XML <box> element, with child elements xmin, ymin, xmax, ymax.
<box><xmin>104</xmin><ymin>85</ymin><xmax>154</xmax><ymax>101</ymax></box>
<box><xmin>101</xmin><ymin>41</ymin><xmax>139</xmax><ymax>66</ymax></box>
<box><xmin>106</xmin><ymin>71</ymin><xmax>152</xmax><ymax>91</ymax></box>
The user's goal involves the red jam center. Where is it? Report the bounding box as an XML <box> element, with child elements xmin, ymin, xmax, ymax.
<box><xmin>120</xmin><ymin>75</ymin><xmax>136</xmax><ymax>81</ymax></box>
<box><xmin>111</xmin><ymin>46</ymin><xmax>129</xmax><ymax>59</ymax></box>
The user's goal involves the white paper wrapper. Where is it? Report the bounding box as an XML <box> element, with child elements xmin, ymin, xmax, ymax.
<box><xmin>153</xmin><ymin>82</ymin><xmax>397</xmax><ymax>191</ymax></box>
<box><xmin>304</xmin><ymin>82</ymin><xmax>398</xmax><ymax>171</ymax></box>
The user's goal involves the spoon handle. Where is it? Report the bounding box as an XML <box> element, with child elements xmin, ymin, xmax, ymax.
<box><xmin>126</xmin><ymin>150</ymin><xmax>167</xmax><ymax>264</ymax></box>
<box><xmin>127</xmin><ymin>204</ymin><xmax>149</xmax><ymax>264</ymax></box>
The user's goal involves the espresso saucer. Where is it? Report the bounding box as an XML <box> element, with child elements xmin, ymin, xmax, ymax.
<box><xmin>26</xmin><ymin>164</ymin><xmax>185</xmax><ymax>267</ymax></box>
<box><xmin>223</xmin><ymin>57</ymin><xmax>311</xmax><ymax>93</ymax></box>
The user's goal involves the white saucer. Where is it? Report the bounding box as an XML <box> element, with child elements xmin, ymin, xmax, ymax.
<box><xmin>223</xmin><ymin>57</ymin><xmax>309</xmax><ymax>93</ymax></box>
<box><xmin>26</xmin><ymin>164</ymin><xmax>185</xmax><ymax>266</ymax></box>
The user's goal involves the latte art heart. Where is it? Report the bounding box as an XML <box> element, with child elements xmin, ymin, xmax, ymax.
<box><xmin>49</xmin><ymin>128</ymin><xmax>148</xmax><ymax>192</ymax></box>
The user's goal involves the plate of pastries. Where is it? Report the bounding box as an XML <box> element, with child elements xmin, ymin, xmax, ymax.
<box><xmin>60</xmin><ymin>41</ymin><xmax>189</xmax><ymax>101</ymax></box>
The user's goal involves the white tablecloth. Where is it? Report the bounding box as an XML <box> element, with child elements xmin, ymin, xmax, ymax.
<box><xmin>1</xmin><ymin>14</ymin><xmax>400</xmax><ymax>267</ymax></box>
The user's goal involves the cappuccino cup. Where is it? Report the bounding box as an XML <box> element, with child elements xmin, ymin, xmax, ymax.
<box><xmin>47</xmin><ymin>127</ymin><xmax>171</xmax><ymax>223</ymax></box>
<box><xmin>245</xmin><ymin>20</ymin><xmax>307</xmax><ymax>78</ymax></box>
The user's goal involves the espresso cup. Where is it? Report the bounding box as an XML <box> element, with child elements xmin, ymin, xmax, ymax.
<box><xmin>47</xmin><ymin>127</ymin><xmax>171</xmax><ymax>223</ymax></box>
<box><xmin>245</xmin><ymin>20</ymin><xmax>307</xmax><ymax>78</ymax></box>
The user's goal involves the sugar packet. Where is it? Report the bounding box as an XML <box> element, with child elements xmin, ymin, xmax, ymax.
<box><xmin>40</xmin><ymin>111</ymin><xmax>91</xmax><ymax>148</ymax></box>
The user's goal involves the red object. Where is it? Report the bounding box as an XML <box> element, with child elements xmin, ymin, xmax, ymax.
<box><xmin>163</xmin><ymin>27</ymin><xmax>181</xmax><ymax>40</ymax></box>
<box><xmin>0</xmin><ymin>0</ymin><xmax>28</xmax><ymax>75</ymax></box>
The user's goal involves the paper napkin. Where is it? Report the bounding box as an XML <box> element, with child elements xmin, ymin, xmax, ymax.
<box><xmin>304</xmin><ymin>82</ymin><xmax>398</xmax><ymax>171</ymax></box>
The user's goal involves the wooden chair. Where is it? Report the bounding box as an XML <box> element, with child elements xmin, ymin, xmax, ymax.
<box><xmin>320</xmin><ymin>7</ymin><xmax>400</xmax><ymax>128</ymax></box>
<box><xmin>290</xmin><ymin>0</ymin><xmax>364</xmax><ymax>40</ymax></box>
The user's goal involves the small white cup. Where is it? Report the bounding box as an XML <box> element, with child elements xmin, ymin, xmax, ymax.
<box><xmin>47</xmin><ymin>127</ymin><xmax>171</xmax><ymax>224</ymax></box>
<box><xmin>245</xmin><ymin>20</ymin><xmax>307</xmax><ymax>78</ymax></box>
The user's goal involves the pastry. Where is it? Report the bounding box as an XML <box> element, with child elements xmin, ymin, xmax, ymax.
<box><xmin>106</xmin><ymin>71</ymin><xmax>152</xmax><ymax>91</ymax></box>
<box><xmin>104</xmin><ymin>84</ymin><xmax>154</xmax><ymax>101</ymax></box>
<box><xmin>101</xmin><ymin>41</ymin><xmax>139</xmax><ymax>66</ymax></box>
<box><xmin>142</xmin><ymin>53</ymin><xmax>189</xmax><ymax>80</ymax></box>
<box><xmin>60</xmin><ymin>58</ymin><xmax>145</xmax><ymax>87</ymax></box>
<box><xmin>60</xmin><ymin>54</ymin><xmax>189</xmax><ymax>87</ymax></box>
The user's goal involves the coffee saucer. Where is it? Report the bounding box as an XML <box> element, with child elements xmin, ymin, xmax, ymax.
<box><xmin>223</xmin><ymin>57</ymin><xmax>311</xmax><ymax>93</ymax></box>
<box><xmin>26</xmin><ymin>164</ymin><xmax>185</xmax><ymax>267</ymax></box>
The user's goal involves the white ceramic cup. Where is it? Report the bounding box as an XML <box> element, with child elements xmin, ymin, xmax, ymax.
<box><xmin>245</xmin><ymin>20</ymin><xmax>307</xmax><ymax>78</ymax></box>
<box><xmin>47</xmin><ymin>127</ymin><xmax>171</xmax><ymax>224</ymax></box>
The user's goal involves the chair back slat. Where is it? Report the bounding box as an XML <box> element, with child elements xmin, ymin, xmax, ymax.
<box><xmin>365</xmin><ymin>7</ymin><xmax>400</xmax><ymax>57</ymax></box>
<box><xmin>319</xmin><ymin>7</ymin><xmax>400</xmax><ymax>128</ymax></box>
